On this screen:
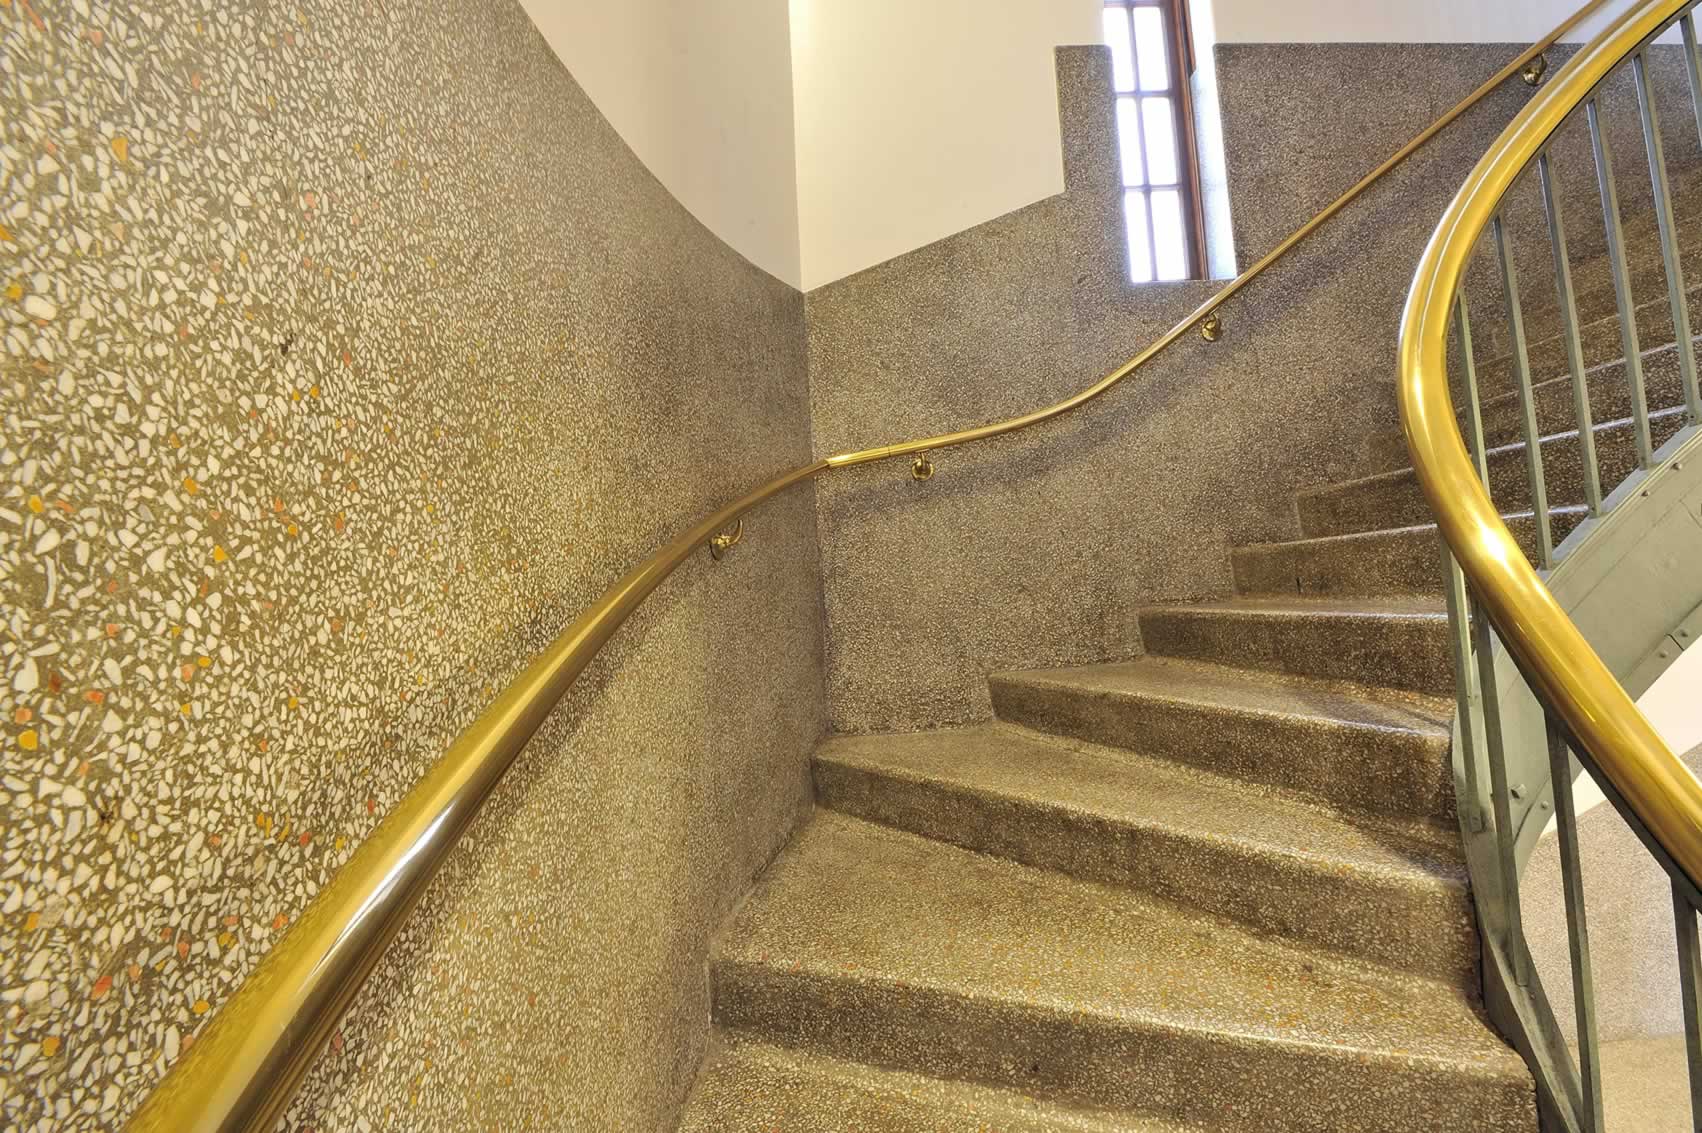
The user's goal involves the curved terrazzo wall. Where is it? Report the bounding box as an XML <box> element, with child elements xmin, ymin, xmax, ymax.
<box><xmin>0</xmin><ymin>1</ymin><xmax>825</xmax><ymax>1129</ymax></box>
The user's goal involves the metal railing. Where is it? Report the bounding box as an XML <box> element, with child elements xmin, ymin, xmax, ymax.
<box><xmin>124</xmin><ymin>8</ymin><xmax>1614</xmax><ymax>1130</ymax></box>
<box><xmin>1400</xmin><ymin>1</ymin><xmax>1702</xmax><ymax>1128</ymax></box>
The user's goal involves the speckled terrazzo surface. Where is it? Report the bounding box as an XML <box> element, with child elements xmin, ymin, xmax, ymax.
<box><xmin>708</xmin><ymin>813</ymin><xmax>1532</xmax><ymax>1132</ymax></box>
<box><xmin>813</xmin><ymin>725</ymin><xmax>1475</xmax><ymax>986</ymax></box>
<box><xmin>680</xmin><ymin>1034</ymin><xmax>1206</xmax><ymax>1133</ymax></box>
<box><xmin>681</xmin><ymin>398</ymin><xmax>1559</xmax><ymax>1128</ymax></box>
<box><xmin>1600</xmin><ymin>1035</ymin><xmax>1693</xmax><ymax>1132</ymax></box>
<box><xmin>0</xmin><ymin>1</ymin><xmax>824</xmax><ymax>1129</ymax></box>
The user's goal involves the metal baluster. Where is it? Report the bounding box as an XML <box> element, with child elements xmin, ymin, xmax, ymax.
<box><xmin>1471</xmin><ymin>600</ymin><xmax>1527</xmax><ymax>984</ymax></box>
<box><xmin>1588</xmin><ymin>98</ymin><xmax>1657</xmax><ymax>467</ymax></box>
<box><xmin>1685</xmin><ymin>14</ymin><xmax>1702</xmax><ymax>147</ymax></box>
<box><xmin>1546</xmin><ymin>717</ymin><xmax>1604</xmax><ymax>1132</ymax></box>
<box><xmin>1494</xmin><ymin>214</ymin><xmax>1554</xmax><ymax>569</ymax></box>
<box><xmin>1456</xmin><ymin>293</ymin><xmax>1492</xmax><ymax>489</ymax></box>
<box><xmin>1634</xmin><ymin>51</ymin><xmax>1702</xmax><ymax>424</ymax></box>
<box><xmin>1675</xmin><ymin>881</ymin><xmax>1702</xmax><ymax>1131</ymax></box>
<box><xmin>1444</xmin><ymin>550</ymin><xmax>1486</xmax><ymax>831</ymax></box>
<box><xmin>1538</xmin><ymin>152</ymin><xmax>1604</xmax><ymax>516</ymax></box>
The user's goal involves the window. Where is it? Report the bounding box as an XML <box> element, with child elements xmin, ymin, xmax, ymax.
<box><xmin>1102</xmin><ymin>0</ymin><xmax>1205</xmax><ymax>282</ymax></box>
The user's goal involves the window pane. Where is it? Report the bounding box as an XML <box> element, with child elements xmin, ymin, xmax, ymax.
<box><xmin>1115</xmin><ymin>97</ymin><xmax>1145</xmax><ymax>186</ymax></box>
<box><xmin>1132</xmin><ymin>7</ymin><xmax>1170</xmax><ymax>91</ymax></box>
<box><xmin>1103</xmin><ymin>6</ymin><xmax>1135</xmax><ymax>93</ymax></box>
<box><xmin>1151</xmin><ymin>189</ymin><xmax>1187</xmax><ymax>280</ymax></box>
<box><xmin>1124</xmin><ymin>190</ymin><xmax>1154</xmax><ymax>283</ymax></box>
<box><xmin>1142</xmin><ymin>97</ymin><xmax>1178</xmax><ymax>186</ymax></box>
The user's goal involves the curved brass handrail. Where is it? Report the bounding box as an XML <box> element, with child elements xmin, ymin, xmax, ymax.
<box><xmin>127</xmin><ymin>5</ymin><xmax>1613</xmax><ymax>1129</ymax></box>
<box><xmin>1399</xmin><ymin>0</ymin><xmax>1702</xmax><ymax>893</ymax></box>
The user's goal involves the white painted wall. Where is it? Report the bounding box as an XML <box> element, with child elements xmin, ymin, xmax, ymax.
<box><xmin>1201</xmin><ymin>0</ymin><xmax>1617</xmax><ymax>45</ymax></box>
<box><xmin>789</xmin><ymin>0</ymin><xmax>1102</xmax><ymax>290</ymax></box>
<box><xmin>517</xmin><ymin>0</ymin><xmax>803</xmax><ymax>287</ymax></box>
<box><xmin>1639</xmin><ymin>643</ymin><xmax>1702</xmax><ymax>756</ymax></box>
<box><xmin>1562</xmin><ymin>644</ymin><xmax>1702</xmax><ymax>823</ymax></box>
<box><xmin>514</xmin><ymin>0</ymin><xmax>1658</xmax><ymax>291</ymax></box>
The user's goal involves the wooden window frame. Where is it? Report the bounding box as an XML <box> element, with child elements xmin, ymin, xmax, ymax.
<box><xmin>1103</xmin><ymin>0</ymin><xmax>1208</xmax><ymax>282</ymax></box>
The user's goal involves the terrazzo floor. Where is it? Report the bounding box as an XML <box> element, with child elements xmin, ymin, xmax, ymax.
<box><xmin>1602</xmin><ymin>1035</ymin><xmax>1690</xmax><ymax>1131</ymax></box>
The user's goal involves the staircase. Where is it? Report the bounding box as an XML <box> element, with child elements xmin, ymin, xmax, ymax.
<box><xmin>670</xmin><ymin>119</ymin><xmax>1702</xmax><ymax>1133</ymax></box>
<box><xmin>681</xmin><ymin>531</ymin><xmax>1530</xmax><ymax>1130</ymax></box>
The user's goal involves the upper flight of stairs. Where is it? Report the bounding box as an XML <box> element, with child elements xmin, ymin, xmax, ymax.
<box><xmin>679</xmin><ymin>526</ymin><xmax>1539</xmax><ymax>1129</ymax></box>
<box><xmin>676</xmin><ymin>149</ymin><xmax>1702</xmax><ymax>1133</ymax></box>
<box><xmin>680</xmin><ymin>593</ymin><xmax>1533</xmax><ymax>1131</ymax></box>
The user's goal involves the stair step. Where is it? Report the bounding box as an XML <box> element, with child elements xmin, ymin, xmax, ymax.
<box><xmin>712</xmin><ymin>813</ymin><xmax>1535</xmax><ymax>1133</ymax></box>
<box><xmin>813</xmin><ymin>726</ymin><xmax>1474</xmax><ymax>985</ymax></box>
<box><xmin>1138</xmin><ymin>596</ymin><xmax>1451</xmax><ymax>695</ymax></box>
<box><xmin>1296</xmin><ymin>406</ymin><xmax>1687</xmax><ymax>538</ymax></box>
<box><xmin>1480</xmin><ymin>242</ymin><xmax>1702</xmax><ymax>389</ymax></box>
<box><xmin>1486</xmin><ymin>161</ymin><xmax>1702</xmax><ymax>360</ymax></box>
<box><xmin>679</xmin><ymin>1034</ymin><xmax>1194</xmax><ymax>1132</ymax></box>
<box><xmin>1232</xmin><ymin>510</ymin><xmax>1584</xmax><ymax>597</ymax></box>
<box><xmin>988</xmin><ymin>657</ymin><xmax>1454</xmax><ymax>823</ymax></box>
<box><xmin>1357</xmin><ymin>294</ymin><xmax>1697</xmax><ymax>475</ymax></box>
<box><xmin>1477</xmin><ymin>331</ymin><xmax>1696</xmax><ymax>447</ymax></box>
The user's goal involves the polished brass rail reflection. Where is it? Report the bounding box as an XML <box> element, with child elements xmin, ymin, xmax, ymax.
<box><xmin>1399</xmin><ymin>0</ymin><xmax>1702</xmax><ymax>893</ymax></box>
<box><xmin>125</xmin><ymin>3</ymin><xmax>1614</xmax><ymax>1128</ymax></box>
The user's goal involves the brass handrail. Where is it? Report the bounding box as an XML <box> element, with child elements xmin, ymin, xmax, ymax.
<box><xmin>1399</xmin><ymin>0</ymin><xmax>1702</xmax><ymax>893</ymax></box>
<box><xmin>126</xmin><ymin>4</ymin><xmax>1614</xmax><ymax>1128</ymax></box>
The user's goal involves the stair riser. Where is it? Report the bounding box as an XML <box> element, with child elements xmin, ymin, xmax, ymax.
<box><xmin>1138</xmin><ymin>608</ymin><xmax>1452</xmax><ymax>695</ymax></box>
<box><xmin>711</xmin><ymin>969</ymin><xmax>1535</xmax><ymax>1133</ymax></box>
<box><xmin>988</xmin><ymin>678</ymin><xmax>1454</xmax><ymax>823</ymax></box>
<box><xmin>1478</xmin><ymin>336</ymin><xmax>1694</xmax><ymax>446</ymax></box>
<box><xmin>814</xmin><ymin>758</ymin><xmax>1477</xmax><ymax>987</ymax></box>
<box><xmin>1298</xmin><ymin>413</ymin><xmax>1682</xmax><ymax>538</ymax></box>
<box><xmin>1232</xmin><ymin>515</ymin><xmax>1569</xmax><ymax>598</ymax></box>
<box><xmin>1234</xmin><ymin>530</ymin><xmax>1446</xmax><ymax>598</ymax></box>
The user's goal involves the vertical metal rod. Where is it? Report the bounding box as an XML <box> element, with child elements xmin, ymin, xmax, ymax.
<box><xmin>1634</xmin><ymin>51</ymin><xmax>1702</xmax><ymax>424</ymax></box>
<box><xmin>1493</xmin><ymin>214</ymin><xmax>1554</xmax><ymax>569</ymax></box>
<box><xmin>1445</xmin><ymin>548</ymin><xmax>1486</xmax><ymax>831</ymax></box>
<box><xmin>1589</xmin><ymin>98</ymin><xmax>1656</xmax><ymax>467</ymax></box>
<box><xmin>1685</xmin><ymin>15</ymin><xmax>1702</xmax><ymax>148</ymax></box>
<box><xmin>1471</xmin><ymin>598</ymin><xmax>1528</xmax><ymax>984</ymax></box>
<box><xmin>1547</xmin><ymin>717</ymin><xmax>1604</xmax><ymax>1133</ymax></box>
<box><xmin>1674</xmin><ymin>880</ymin><xmax>1702</xmax><ymax>1130</ymax></box>
<box><xmin>1538</xmin><ymin>152</ymin><xmax>1604</xmax><ymax>517</ymax></box>
<box><xmin>1456</xmin><ymin>293</ymin><xmax>1493</xmax><ymax>489</ymax></box>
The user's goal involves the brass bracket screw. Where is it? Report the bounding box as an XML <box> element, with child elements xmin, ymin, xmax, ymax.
<box><xmin>1522</xmin><ymin>53</ymin><xmax>1548</xmax><ymax>87</ymax></box>
<box><xmin>1200</xmin><ymin>312</ymin><xmax>1222</xmax><ymax>342</ymax></box>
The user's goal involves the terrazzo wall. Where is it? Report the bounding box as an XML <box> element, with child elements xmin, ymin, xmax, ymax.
<box><xmin>0</xmin><ymin>2</ymin><xmax>825</xmax><ymax>1130</ymax></box>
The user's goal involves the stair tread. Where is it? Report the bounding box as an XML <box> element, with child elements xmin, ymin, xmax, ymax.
<box><xmin>997</xmin><ymin>657</ymin><xmax>1452</xmax><ymax>736</ymax></box>
<box><xmin>720</xmin><ymin>812</ymin><xmax>1525</xmax><ymax>1074</ymax></box>
<box><xmin>682</xmin><ymin>1035</ymin><xmax>1197</xmax><ymax>1132</ymax></box>
<box><xmin>816</xmin><ymin>725</ymin><xmax>1464</xmax><ymax>885</ymax></box>
<box><xmin>1142</xmin><ymin>594</ymin><xmax>1447</xmax><ymax>618</ymax></box>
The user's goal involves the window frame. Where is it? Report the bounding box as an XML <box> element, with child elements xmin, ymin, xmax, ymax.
<box><xmin>1103</xmin><ymin>0</ymin><xmax>1208</xmax><ymax>282</ymax></box>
